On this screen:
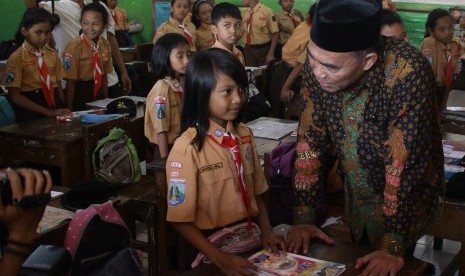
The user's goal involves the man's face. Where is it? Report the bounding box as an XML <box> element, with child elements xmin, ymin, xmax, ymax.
<box><xmin>306</xmin><ymin>38</ymin><xmax>375</xmax><ymax>93</ymax></box>
<box><xmin>381</xmin><ymin>23</ymin><xmax>410</xmax><ymax>43</ymax></box>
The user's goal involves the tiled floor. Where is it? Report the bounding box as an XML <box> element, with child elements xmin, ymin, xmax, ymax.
<box><xmin>414</xmin><ymin>235</ymin><xmax>460</xmax><ymax>276</ymax></box>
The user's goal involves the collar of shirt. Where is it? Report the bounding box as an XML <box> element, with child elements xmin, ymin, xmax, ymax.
<box><xmin>22</xmin><ymin>41</ymin><xmax>46</xmax><ymax>56</ymax></box>
<box><xmin>213</xmin><ymin>40</ymin><xmax>240</xmax><ymax>57</ymax></box>
<box><xmin>208</xmin><ymin>119</ymin><xmax>237</xmax><ymax>145</ymax></box>
<box><xmin>250</xmin><ymin>2</ymin><xmax>262</xmax><ymax>13</ymax></box>
<box><xmin>169</xmin><ymin>16</ymin><xmax>183</xmax><ymax>26</ymax></box>
<box><xmin>200</xmin><ymin>22</ymin><xmax>212</xmax><ymax>30</ymax></box>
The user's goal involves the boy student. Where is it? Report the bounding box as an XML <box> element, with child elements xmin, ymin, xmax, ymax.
<box><xmin>380</xmin><ymin>9</ymin><xmax>410</xmax><ymax>43</ymax></box>
<box><xmin>242</xmin><ymin>0</ymin><xmax>279</xmax><ymax>66</ymax></box>
<box><xmin>211</xmin><ymin>2</ymin><xmax>245</xmax><ymax>66</ymax></box>
<box><xmin>275</xmin><ymin>0</ymin><xmax>301</xmax><ymax>59</ymax></box>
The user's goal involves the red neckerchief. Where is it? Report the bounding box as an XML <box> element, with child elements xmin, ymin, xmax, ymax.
<box><xmin>22</xmin><ymin>44</ymin><xmax>55</xmax><ymax>108</ymax></box>
<box><xmin>81</xmin><ymin>34</ymin><xmax>102</xmax><ymax>98</ymax></box>
<box><xmin>444</xmin><ymin>46</ymin><xmax>454</xmax><ymax>90</ymax></box>
<box><xmin>208</xmin><ymin>132</ymin><xmax>252</xmax><ymax>235</ymax></box>
<box><xmin>178</xmin><ymin>23</ymin><xmax>194</xmax><ymax>47</ymax></box>
<box><xmin>111</xmin><ymin>9</ymin><xmax>119</xmax><ymax>27</ymax></box>
<box><xmin>288</xmin><ymin>12</ymin><xmax>298</xmax><ymax>28</ymax></box>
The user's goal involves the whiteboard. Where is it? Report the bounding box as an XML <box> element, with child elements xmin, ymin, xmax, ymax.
<box><xmin>394</xmin><ymin>0</ymin><xmax>463</xmax><ymax>5</ymax></box>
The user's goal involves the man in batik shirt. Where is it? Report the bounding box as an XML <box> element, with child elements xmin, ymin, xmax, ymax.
<box><xmin>286</xmin><ymin>0</ymin><xmax>444</xmax><ymax>275</ymax></box>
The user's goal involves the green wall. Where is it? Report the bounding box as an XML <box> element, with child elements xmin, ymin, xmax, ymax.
<box><xmin>0</xmin><ymin>1</ymin><xmax>463</xmax><ymax>47</ymax></box>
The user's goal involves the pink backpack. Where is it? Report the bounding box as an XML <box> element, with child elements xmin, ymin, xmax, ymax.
<box><xmin>64</xmin><ymin>201</ymin><xmax>142</xmax><ymax>275</ymax></box>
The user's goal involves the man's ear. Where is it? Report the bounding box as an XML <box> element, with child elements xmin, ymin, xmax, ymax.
<box><xmin>363</xmin><ymin>52</ymin><xmax>378</xmax><ymax>71</ymax></box>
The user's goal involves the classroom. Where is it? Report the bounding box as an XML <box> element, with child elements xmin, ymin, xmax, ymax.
<box><xmin>0</xmin><ymin>0</ymin><xmax>465</xmax><ymax>275</ymax></box>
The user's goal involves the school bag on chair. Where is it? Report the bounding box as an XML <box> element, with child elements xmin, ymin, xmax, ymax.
<box><xmin>269</xmin><ymin>142</ymin><xmax>296</xmax><ymax>226</ymax></box>
<box><xmin>64</xmin><ymin>201</ymin><xmax>143</xmax><ymax>276</ymax></box>
<box><xmin>92</xmin><ymin>127</ymin><xmax>141</xmax><ymax>185</ymax></box>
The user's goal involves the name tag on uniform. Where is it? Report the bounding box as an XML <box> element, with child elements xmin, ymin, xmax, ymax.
<box><xmin>200</xmin><ymin>162</ymin><xmax>223</xmax><ymax>173</ymax></box>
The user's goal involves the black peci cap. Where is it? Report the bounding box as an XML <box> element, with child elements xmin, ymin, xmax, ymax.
<box><xmin>310</xmin><ymin>0</ymin><xmax>382</xmax><ymax>52</ymax></box>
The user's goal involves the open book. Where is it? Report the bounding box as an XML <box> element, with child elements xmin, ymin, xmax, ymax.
<box><xmin>248</xmin><ymin>249</ymin><xmax>346</xmax><ymax>276</ymax></box>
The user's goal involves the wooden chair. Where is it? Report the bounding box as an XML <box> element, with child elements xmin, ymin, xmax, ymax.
<box><xmin>81</xmin><ymin>117</ymin><xmax>159</xmax><ymax>275</ymax></box>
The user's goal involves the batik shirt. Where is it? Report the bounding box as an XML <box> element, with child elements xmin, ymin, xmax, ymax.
<box><xmin>295</xmin><ymin>37</ymin><xmax>444</xmax><ymax>256</ymax></box>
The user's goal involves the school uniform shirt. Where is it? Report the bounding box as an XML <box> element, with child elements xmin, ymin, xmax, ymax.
<box><xmin>38</xmin><ymin>0</ymin><xmax>82</xmax><ymax>60</ymax></box>
<box><xmin>166</xmin><ymin>120</ymin><xmax>268</xmax><ymax>229</ymax></box>
<box><xmin>195</xmin><ymin>23</ymin><xmax>214</xmax><ymax>51</ymax></box>
<box><xmin>113</xmin><ymin>7</ymin><xmax>130</xmax><ymax>31</ymax></box>
<box><xmin>144</xmin><ymin>77</ymin><xmax>182</xmax><ymax>145</ymax></box>
<box><xmin>276</xmin><ymin>10</ymin><xmax>301</xmax><ymax>45</ymax></box>
<box><xmin>152</xmin><ymin>17</ymin><xmax>197</xmax><ymax>52</ymax></box>
<box><xmin>420</xmin><ymin>36</ymin><xmax>463</xmax><ymax>89</ymax></box>
<box><xmin>5</xmin><ymin>41</ymin><xmax>64</xmax><ymax>92</ymax></box>
<box><xmin>62</xmin><ymin>36</ymin><xmax>113</xmax><ymax>82</ymax></box>
<box><xmin>242</xmin><ymin>3</ymin><xmax>279</xmax><ymax>45</ymax></box>
<box><xmin>281</xmin><ymin>21</ymin><xmax>310</xmax><ymax>67</ymax></box>
<box><xmin>211</xmin><ymin>40</ymin><xmax>245</xmax><ymax>66</ymax></box>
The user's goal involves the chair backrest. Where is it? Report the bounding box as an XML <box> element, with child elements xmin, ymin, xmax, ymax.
<box><xmin>135</xmin><ymin>43</ymin><xmax>153</xmax><ymax>62</ymax></box>
<box><xmin>82</xmin><ymin>117</ymin><xmax>126</xmax><ymax>179</ymax></box>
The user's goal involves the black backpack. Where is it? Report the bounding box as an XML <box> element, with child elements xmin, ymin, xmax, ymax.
<box><xmin>0</xmin><ymin>40</ymin><xmax>19</xmax><ymax>60</ymax></box>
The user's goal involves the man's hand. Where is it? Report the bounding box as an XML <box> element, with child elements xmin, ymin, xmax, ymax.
<box><xmin>285</xmin><ymin>224</ymin><xmax>334</xmax><ymax>255</ymax></box>
<box><xmin>355</xmin><ymin>250</ymin><xmax>404</xmax><ymax>276</ymax></box>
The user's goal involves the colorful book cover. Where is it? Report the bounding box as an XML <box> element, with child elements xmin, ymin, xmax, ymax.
<box><xmin>248</xmin><ymin>249</ymin><xmax>346</xmax><ymax>276</ymax></box>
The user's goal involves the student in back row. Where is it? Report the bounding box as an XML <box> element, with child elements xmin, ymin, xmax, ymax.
<box><xmin>153</xmin><ymin>0</ymin><xmax>197</xmax><ymax>52</ymax></box>
<box><xmin>242</xmin><ymin>0</ymin><xmax>279</xmax><ymax>66</ymax></box>
<box><xmin>191</xmin><ymin>0</ymin><xmax>214</xmax><ymax>51</ymax></box>
<box><xmin>211</xmin><ymin>2</ymin><xmax>245</xmax><ymax>66</ymax></box>
<box><xmin>5</xmin><ymin>8</ymin><xmax>71</xmax><ymax>122</ymax></box>
<box><xmin>145</xmin><ymin>34</ymin><xmax>191</xmax><ymax>159</ymax></box>
<box><xmin>62</xmin><ymin>2</ymin><xmax>113</xmax><ymax>111</ymax></box>
<box><xmin>275</xmin><ymin>0</ymin><xmax>301</xmax><ymax>60</ymax></box>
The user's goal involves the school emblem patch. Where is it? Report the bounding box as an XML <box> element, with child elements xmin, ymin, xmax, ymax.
<box><xmin>5</xmin><ymin>72</ymin><xmax>14</xmax><ymax>84</ymax></box>
<box><xmin>63</xmin><ymin>54</ymin><xmax>72</xmax><ymax>71</ymax></box>
<box><xmin>168</xmin><ymin>178</ymin><xmax>186</xmax><ymax>206</ymax></box>
<box><xmin>154</xmin><ymin>96</ymin><xmax>166</xmax><ymax>119</ymax></box>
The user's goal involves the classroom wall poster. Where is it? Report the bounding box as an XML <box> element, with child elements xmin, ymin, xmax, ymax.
<box><xmin>154</xmin><ymin>1</ymin><xmax>171</xmax><ymax>30</ymax></box>
<box><xmin>394</xmin><ymin>0</ymin><xmax>463</xmax><ymax>5</ymax></box>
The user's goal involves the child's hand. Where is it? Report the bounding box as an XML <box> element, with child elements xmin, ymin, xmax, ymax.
<box><xmin>214</xmin><ymin>251</ymin><xmax>257</xmax><ymax>276</ymax></box>
<box><xmin>261</xmin><ymin>229</ymin><xmax>286</xmax><ymax>253</ymax></box>
<box><xmin>48</xmin><ymin>108</ymin><xmax>72</xmax><ymax>117</ymax></box>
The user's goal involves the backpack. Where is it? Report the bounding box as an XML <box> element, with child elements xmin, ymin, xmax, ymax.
<box><xmin>64</xmin><ymin>201</ymin><xmax>142</xmax><ymax>276</ymax></box>
<box><xmin>269</xmin><ymin>142</ymin><xmax>296</xmax><ymax>226</ymax></box>
<box><xmin>0</xmin><ymin>40</ymin><xmax>18</xmax><ymax>60</ymax></box>
<box><xmin>0</xmin><ymin>96</ymin><xmax>15</xmax><ymax>127</ymax></box>
<box><xmin>246</xmin><ymin>69</ymin><xmax>271</xmax><ymax>121</ymax></box>
<box><xmin>92</xmin><ymin>127</ymin><xmax>141</xmax><ymax>185</ymax></box>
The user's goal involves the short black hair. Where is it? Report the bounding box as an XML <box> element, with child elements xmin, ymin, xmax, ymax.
<box><xmin>380</xmin><ymin>9</ymin><xmax>403</xmax><ymax>27</ymax></box>
<box><xmin>151</xmin><ymin>33</ymin><xmax>190</xmax><ymax>80</ymax></box>
<box><xmin>81</xmin><ymin>2</ymin><xmax>109</xmax><ymax>26</ymax></box>
<box><xmin>181</xmin><ymin>48</ymin><xmax>248</xmax><ymax>150</ymax></box>
<box><xmin>211</xmin><ymin>2</ymin><xmax>242</xmax><ymax>25</ymax></box>
<box><xmin>425</xmin><ymin>9</ymin><xmax>452</xmax><ymax>37</ymax></box>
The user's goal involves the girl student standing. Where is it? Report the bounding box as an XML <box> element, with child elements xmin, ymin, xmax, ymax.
<box><xmin>166</xmin><ymin>48</ymin><xmax>285</xmax><ymax>274</ymax></box>
<box><xmin>144</xmin><ymin>33</ymin><xmax>191</xmax><ymax>159</ymax></box>
<box><xmin>420</xmin><ymin>9</ymin><xmax>464</xmax><ymax>109</ymax></box>
<box><xmin>191</xmin><ymin>0</ymin><xmax>214</xmax><ymax>51</ymax></box>
<box><xmin>153</xmin><ymin>0</ymin><xmax>197</xmax><ymax>52</ymax></box>
<box><xmin>62</xmin><ymin>2</ymin><xmax>113</xmax><ymax>111</ymax></box>
<box><xmin>5</xmin><ymin>8</ymin><xmax>71</xmax><ymax>122</ymax></box>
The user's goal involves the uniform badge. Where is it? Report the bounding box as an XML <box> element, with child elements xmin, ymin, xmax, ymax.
<box><xmin>63</xmin><ymin>54</ymin><xmax>72</xmax><ymax>71</ymax></box>
<box><xmin>5</xmin><ymin>72</ymin><xmax>14</xmax><ymax>84</ymax></box>
<box><xmin>245</xmin><ymin>146</ymin><xmax>252</xmax><ymax>163</ymax></box>
<box><xmin>168</xmin><ymin>178</ymin><xmax>186</xmax><ymax>206</ymax></box>
<box><xmin>214</xmin><ymin>129</ymin><xmax>223</xmax><ymax>137</ymax></box>
<box><xmin>171</xmin><ymin>171</ymin><xmax>179</xmax><ymax>177</ymax></box>
<box><xmin>154</xmin><ymin>96</ymin><xmax>166</xmax><ymax>119</ymax></box>
<box><xmin>170</xmin><ymin>161</ymin><xmax>182</xmax><ymax>168</ymax></box>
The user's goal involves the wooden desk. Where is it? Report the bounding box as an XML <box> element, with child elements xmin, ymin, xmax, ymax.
<box><xmin>0</xmin><ymin>106</ymin><xmax>146</xmax><ymax>186</ymax></box>
<box><xmin>184</xmin><ymin>239</ymin><xmax>426</xmax><ymax>276</ymax></box>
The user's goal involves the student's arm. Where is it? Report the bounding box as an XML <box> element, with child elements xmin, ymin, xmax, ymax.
<box><xmin>23</xmin><ymin>0</ymin><xmax>36</xmax><ymax>8</ymax></box>
<box><xmin>255</xmin><ymin>194</ymin><xmax>285</xmax><ymax>253</ymax></box>
<box><xmin>101</xmin><ymin>74</ymin><xmax>109</xmax><ymax>98</ymax></box>
<box><xmin>171</xmin><ymin>222</ymin><xmax>258</xmax><ymax>275</ymax></box>
<box><xmin>281</xmin><ymin>63</ymin><xmax>303</xmax><ymax>102</ymax></box>
<box><xmin>266</xmin><ymin>32</ymin><xmax>278</xmax><ymax>64</ymax></box>
<box><xmin>7</xmin><ymin>87</ymin><xmax>71</xmax><ymax>117</ymax></box>
<box><xmin>106</xmin><ymin>32</ymin><xmax>132</xmax><ymax>93</ymax></box>
<box><xmin>156</xmin><ymin>132</ymin><xmax>169</xmax><ymax>158</ymax></box>
<box><xmin>65</xmin><ymin>79</ymin><xmax>76</xmax><ymax>110</ymax></box>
